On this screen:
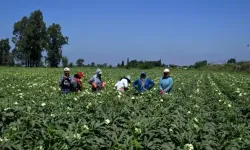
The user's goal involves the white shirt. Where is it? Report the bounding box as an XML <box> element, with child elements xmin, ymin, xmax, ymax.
<box><xmin>115</xmin><ymin>79</ymin><xmax>128</xmax><ymax>91</ymax></box>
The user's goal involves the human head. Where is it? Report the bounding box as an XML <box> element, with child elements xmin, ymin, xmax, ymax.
<box><xmin>140</xmin><ymin>72</ymin><xmax>146</xmax><ymax>79</ymax></box>
<box><xmin>77</xmin><ymin>72</ymin><xmax>84</xmax><ymax>79</ymax></box>
<box><xmin>163</xmin><ymin>68</ymin><xmax>170</xmax><ymax>77</ymax></box>
<box><xmin>126</xmin><ymin>75</ymin><xmax>131</xmax><ymax>83</ymax></box>
<box><xmin>64</xmin><ymin>67</ymin><xmax>70</xmax><ymax>77</ymax></box>
<box><xmin>96</xmin><ymin>69</ymin><xmax>102</xmax><ymax>77</ymax></box>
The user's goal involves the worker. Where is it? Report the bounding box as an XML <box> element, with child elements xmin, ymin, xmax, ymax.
<box><xmin>159</xmin><ymin>68</ymin><xmax>173</xmax><ymax>95</ymax></box>
<box><xmin>59</xmin><ymin>67</ymin><xmax>76</xmax><ymax>94</ymax></box>
<box><xmin>115</xmin><ymin>75</ymin><xmax>131</xmax><ymax>92</ymax></box>
<box><xmin>132</xmin><ymin>72</ymin><xmax>155</xmax><ymax>93</ymax></box>
<box><xmin>88</xmin><ymin>69</ymin><xmax>105</xmax><ymax>92</ymax></box>
<box><xmin>74</xmin><ymin>72</ymin><xmax>84</xmax><ymax>92</ymax></box>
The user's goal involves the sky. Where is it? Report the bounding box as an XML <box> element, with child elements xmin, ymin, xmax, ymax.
<box><xmin>1</xmin><ymin>0</ymin><xmax>250</xmax><ymax>66</ymax></box>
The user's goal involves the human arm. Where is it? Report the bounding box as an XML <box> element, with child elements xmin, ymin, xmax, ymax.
<box><xmin>59</xmin><ymin>76</ymin><xmax>64</xmax><ymax>87</ymax></box>
<box><xmin>158</xmin><ymin>78</ymin><xmax>163</xmax><ymax>91</ymax></box>
<box><xmin>88</xmin><ymin>76</ymin><xmax>97</xmax><ymax>88</ymax></box>
<box><xmin>132</xmin><ymin>79</ymin><xmax>138</xmax><ymax>89</ymax></box>
<box><xmin>164</xmin><ymin>78</ymin><xmax>173</xmax><ymax>92</ymax></box>
<box><xmin>148</xmin><ymin>79</ymin><xmax>155</xmax><ymax>90</ymax></box>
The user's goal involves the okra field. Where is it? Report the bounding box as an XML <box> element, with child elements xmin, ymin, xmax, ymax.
<box><xmin>1</xmin><ymin>67</ymin><xmax>250</xmax><ymax>150</ymax></box>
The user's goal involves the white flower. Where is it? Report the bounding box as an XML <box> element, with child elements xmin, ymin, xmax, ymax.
<box><xmin>131</xmin><ymin>97</ymin><xmax>135</xmax><ymax>100</ymax></box>
<box><xmin>160</xmin><ymin>99</ymin><xmax>163</xmax><ymax>102</ymax></box>
<box><xmin>194</xmin><ymin>104</ymin><xmax>199</xmax><ymax>108</ymax></box>
<box><xmin>105</xmin><ymin>119</ymin><xmax>110</xmax><ymax>124</ymax></box>
<box><xmin>4</xmin><ymin>107</ymin><xmax>10</xmax><ymax>111</ymax></box>
<box><xmin>228</xmin><ymin>104</ymin><xmax>232</xmax><ymax>108</ymax></box>
<box><xmin>83</xmin><ymin>125</ymin><xmax>89</xmax><ymax>130</ymax></box>
<box><xmin>169</xmin><ymin>128</ymin><xmax>173</xmax><ymax>132</ymax></box>
<box><xmin>135</xmin><ymin>127</ymin><xmax>141</xmax><ymax>134</ymax></box>
<box><xmin>41</xmin><ymin>103</ymin><xmax>46</xmax><ymax>106</ymax></box>
<box><xmin>51</xmin><ymin>114</ymin><xmax>55</xmax><ymax>117</ymax></box>
<box><xmin>67</xmin><ymin>107</ymin><xmax>72</xmax><ymax>110</ymax></box>
<box><xmin>196</xmin><ymin>89</ymin><xmax>199</xmax><ymax>93</ymax></box>
<box><xmin>66</xmin><ymin>112</ymin><xmax>70</xmax><ymax>115</ymax></box>
<box><xmin>74</xmin><ymin>97</ymin><xmax>77</xmax><ymax>101</ymax></box>
<box><xmin>184</xmin><ymin>143</ymin><xmax>194</xmax><ymax>150</ymax></box>
<box><xmin>239</xmin><ymin>93</ymin><xmax>242</xmax><ymax>97</ymax></box>
<box><xmin>52</xmin><ymin>87</ymin><xmax>57</xmax><ymax>91</ymax></box>
<box><xmin>14</xmin><ymin>102</ymin><xmax>18</xmax><ymax>105</ymax></box>
<box><xmin>97</xmin><ymin>93</ymin><xmax>101</xmax><ymax>96</ymax></box>
<box><xmin>193</xmin><ymin>123</ymin><xmax>199</xmax><ymax>129</ymax></box>
<box><xmin>118</xmin><ymin>95</ymin><xmax>121</xmax><ymax>98</ymax></box>
<box><xmin>218</xmin><ymin>92</ymin><xmax>221</xmax><ymax>95</ymax></box>
<box><xmin>187</xmin><ymin>111</ymin><xmax>191</xmax><ymax>114</ymax></box>
<box><xmin>244</xmin><ymin>93</ymin><xmax>247</xmax><ymax>95</ymax></box>
<box><xmin>0</xmin><ymin>137</ymin><xmax>3</xmax><ymax>142</ymax></box>
<box><xmin>73</xmin><ymin>133</ymin><xmax>81</xmax><ymax>139</ymax></box>
<box><xmin>219</xmin><ymin>99</ymin><xmax>222</xmax><ymax>102</ymax></box>
<box><xmin>178</xmin><ymin>88</ymin><xmax>181</xmax><ymax>90</ymax></box>
<box><xmin>39</xmin><ymin>146</ymin><xmax>44</xmax><ymax>150</ymax></box>
<box><xmin>194</xmin><ymin>118</ymin><xmax>199</xmax><ymax>122</ymax></box>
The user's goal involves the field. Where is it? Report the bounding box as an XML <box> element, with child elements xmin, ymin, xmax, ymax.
<box><xmin>1</xmin><ymin>67</ymin><xmax>250</xmax><ymax>150</ymax></box>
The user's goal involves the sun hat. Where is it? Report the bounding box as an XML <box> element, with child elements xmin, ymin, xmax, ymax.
<box><xmin>164</xmin><ymin>68</ymin><xmax>170</xmax><ymax>73</ymax></box>
<box><xmin>96</xmin><ymin>69</ymin><xmax>102</xmax><ymax>74</ymax></box>
<box><xmin>126</xmin><ymin>75</ymin><xmax>131</xmax><ymax>80</ymax></box>
<box><xmin>64</xmin><ymin>67</ymin><xmax>70</xmax><ymax>72</ymax></box>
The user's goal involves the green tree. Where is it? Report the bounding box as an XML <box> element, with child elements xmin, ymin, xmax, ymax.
<box><xmin>76</xmin><ymin>58</ymin><xmax>84</xmax><ymax>67</ymax></box>
<box><xmin>227</xmin><ymin>58</ymin><xmax>236</xmax><ymax>64</ymax></box>
<box><xmin>62</xmin><ymin>56</ymin><xmax>68</xmax><ymax>67</ymax></box>
<box><xmin>12</xmin><ymin>10</ymin><xmax>46</xmax><ymax>67</ymax></box>
<box><xmin>121</xmin><ymin>60</ymin><xmax>124</xmax><ymax>67</ymax></box>
<box><xmin>91</xmin><ymin>62</ymin><xmax>95</xmax><ymax>67</ymax></box>
<box><xmin>0</xmin><ymin>38</ymin><xmax>11</xmax><ymax>66</ymax></box>
<box><xmin>46</xmin><ymin>23</ymin><xmax>68</xmax><ymax>67</ymax></box>
<box><xmin>69</xmin><ymin>62</ymin><xmax>73</xmax><ymax>68</ymax></box>
<box><xmin>194</xmin><ymin>60</ymin><xmax>207</xmax><ymax>68</ymax></box>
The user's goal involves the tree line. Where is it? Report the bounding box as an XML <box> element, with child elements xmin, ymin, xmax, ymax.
<box><xmin>0</xmin><ymin>10</ymin><xmax>68</xmax><ymax>67</ymax></box>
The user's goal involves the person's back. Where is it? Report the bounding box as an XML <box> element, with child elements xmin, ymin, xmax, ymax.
<box><xmin>115</xmin><ymin>77</ymin><xmax>129</xmax><ymax>92</ymax></box>
<box><xmin>133</xmin><ymin>72</ymin><xmax>154</xmax><ymax>93</ymax></box>
<box><xmin>74</xmin><ymin>72</ymin><xmax>84</xmax><ymax>92</ymax></box>
<box><xmin>88</xmin><ymin>69</ymin><xmax>104</xmax><ymax>91</ymax></box>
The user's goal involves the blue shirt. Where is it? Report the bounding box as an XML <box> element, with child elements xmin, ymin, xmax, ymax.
<box><xmin>159</xmin><ymin>77</ymin><xmax>173</xmax><ymax>93</ymax></box>
<box><xmin>132</xmin><ymin>78</ymin><xmax>155</xmax><ymax>92</ymax></box>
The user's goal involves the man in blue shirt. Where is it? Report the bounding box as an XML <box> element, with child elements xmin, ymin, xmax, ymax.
<box><xmin>159</xmin><ymin>68</ymin><xmax>173</xmax><ymax>95</ymax></box>
<box><xmin>132</xmin><ymin>72</ymin><xmax>155</xmax><ymax>93</ymax></box>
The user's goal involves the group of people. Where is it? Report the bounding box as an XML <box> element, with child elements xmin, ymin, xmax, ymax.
<box><xmin>59</xmin><ymin>68</ymin><xmax>173</xmax><ymax>95</ymax></box>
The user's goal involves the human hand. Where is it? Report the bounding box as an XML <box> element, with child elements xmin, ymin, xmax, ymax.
<box><xmin>160</xmin><ymin>90</ymin><xmax>165</xmax><ymax>95</ymax></box>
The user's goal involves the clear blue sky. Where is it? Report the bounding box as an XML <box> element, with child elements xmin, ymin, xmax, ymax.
<box><xmin>1</xmin><ymin>0</ymin><xmax>250</xmax><ymax>66</ymax></box>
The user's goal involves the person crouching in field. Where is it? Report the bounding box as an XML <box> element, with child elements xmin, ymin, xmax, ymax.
<box><xmin>88</xmin><ymin>69</ymin><xmax>105</xmax><ymax>92</ymax></box>
<box><xmin>132</xmin><ymin>72</ymin><xmax>155</xmax><ymax>94</ymax></box>
<box><xmin>159</xmin><ymin>69</ymin><xmax>173</xmax><ymax>95</ymax></box>
<box><xmin>115</xmin><ymin>75</ymin><xmax>131</xmax><ymax>92</ymax></box>
<box><xmin>59</xmin><ymin>67</ymin><xmax>76</xmax><ymax>94</ymax></box>
<box><xmin>74</xmin><ymin>72</ymin><xmax>84</xmax><ymax>92</ymax></box>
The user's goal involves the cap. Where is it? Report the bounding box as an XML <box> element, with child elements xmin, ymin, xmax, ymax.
<box><xmin>96</xmin><ymin>69</ymin><xmax>102</xmax><ymax>74</ymax></box>
<box><xmin>164</xmin><ymin>68</ymin><xmax>170</xmax><ymax>73</ymax></box>
<box><xmin>64</xmin><ymin>67</ymin><xmax>70</xmax><ymax>72</ymax></box>
<box><xmin>141</xmin><ymin>72</ymin><xmax>146</xmax><ymax>75</ymax></box>
<box><xmin>126</xmin><ymin>75</ymin><xmax>131</xmax><ymax>80</ymax></box>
